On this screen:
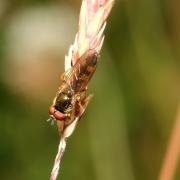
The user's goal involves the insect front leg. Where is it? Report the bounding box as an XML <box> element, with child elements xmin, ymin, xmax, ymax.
<box><xmin>57</xmin><ymin>120</ymin><xmax>65</xmax><ymax>135</ymax></box>
<box><xmin>77</xmin><ymin>94</ymin><xmax>93</xmax><ymax>118</ymax></box>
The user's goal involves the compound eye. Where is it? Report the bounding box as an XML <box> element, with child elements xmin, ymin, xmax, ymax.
<box><xmin>55</xmin><ymin>93</ymin><xmax>72</xmax><ymax>113</ymax></box>
<box><xmin>48</xmin><ymin>105</ymin><xmax>66</xmax><ymax>120</ymax></box>
<box><xmin>49</xmin><ymin>106</ymin><xmax>55</xmax><ymax>115</ymax></box>
<box><xmin>54</xmin><ymin>111</ymin><xmax>65</xmax><ymax>120</ymax></box>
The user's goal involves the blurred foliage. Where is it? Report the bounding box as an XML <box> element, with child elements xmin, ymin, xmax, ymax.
<box><xmin>0</xmin><ymin>0</ymin><xmax>180</xmax><ymax>180</ymax></box>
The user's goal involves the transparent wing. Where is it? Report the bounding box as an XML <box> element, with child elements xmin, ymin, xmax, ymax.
<box><xmin>64</xmin><ymin>49</ymin><xmax>98</xmax><ymax>93</ymax></box>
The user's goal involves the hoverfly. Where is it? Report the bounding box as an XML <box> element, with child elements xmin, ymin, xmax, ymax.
<box><xmin>48</xmin><ymin>49</ymin><xmax>98</xmax><ymax>133</ymax></box>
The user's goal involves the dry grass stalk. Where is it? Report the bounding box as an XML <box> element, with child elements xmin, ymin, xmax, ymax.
<box><xmin>158</xmin><ymin>104</ymin><xmax>180</xmax><ymax>180</ymax></box>
<box><xmin>50</xmin><ymin>0</ymin><xmax>115</xmax><ymax>179</ymax></box>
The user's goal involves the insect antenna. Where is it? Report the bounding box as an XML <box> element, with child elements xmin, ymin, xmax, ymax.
<box><xmin>47</xmin><ymin>115</ymin><xmax>56</xmax><ymax>126</ymax></box>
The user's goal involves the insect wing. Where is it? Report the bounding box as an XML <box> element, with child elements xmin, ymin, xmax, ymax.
<box><xmin>63</xmin><ymin>49</ymin><xmax>98</xmax><ymax>92</ymax></box>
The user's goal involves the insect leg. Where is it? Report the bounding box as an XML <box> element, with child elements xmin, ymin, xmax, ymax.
<box><xmin>57</xmin><ymin>120</ymin><xmax>65</xmax><ymax>135</ymax></box>
<box><xmin>78</xmin><ymin>94</ymin><xmax>93</xmax><ymax>118</ymax></box>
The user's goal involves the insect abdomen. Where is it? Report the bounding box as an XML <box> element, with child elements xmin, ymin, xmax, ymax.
<box><xmin>71</xmin><ymin>49</ymin><xmax>98</xmax><ymax>92</ymax></box>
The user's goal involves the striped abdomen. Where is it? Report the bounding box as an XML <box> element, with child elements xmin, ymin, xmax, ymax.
<box><xmin>66</xmin><ymin>49</ymin><xmax>98</xmax><ymax>92</ymax></box>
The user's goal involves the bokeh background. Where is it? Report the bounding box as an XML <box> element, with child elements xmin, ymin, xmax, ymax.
<box><xmin>0</xmin><ymin>0</ymin><xmax>180</xmax><ymax>179</ymax></box>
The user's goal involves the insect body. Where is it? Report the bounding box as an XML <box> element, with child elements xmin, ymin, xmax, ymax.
<box><xmin>48</xmin><ymin>49</ymin><xmax>98</xmax><ymax>131</ymax></box>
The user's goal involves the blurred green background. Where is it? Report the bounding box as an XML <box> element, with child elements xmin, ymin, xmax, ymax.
<box><xmin>0</xmin><ymin>0</ymin><xmax>180</xmax><ymax>179</ymax></box>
